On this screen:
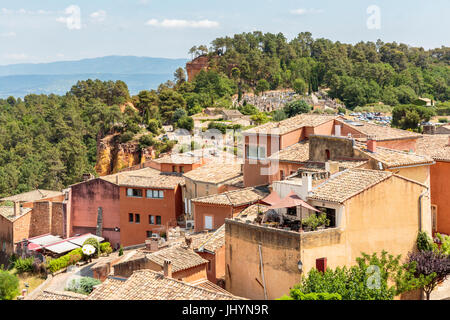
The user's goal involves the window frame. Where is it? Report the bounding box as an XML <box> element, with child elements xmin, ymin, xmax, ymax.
<box><xmin>127</xmin><ymin>188</ymin><xmax>143</xmax><ymax>198</ymax></box>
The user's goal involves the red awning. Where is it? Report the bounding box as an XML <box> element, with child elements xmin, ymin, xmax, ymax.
<box><xmin>261</xmin><ymin>190</ymin><xmax>282</xmax><ymax>206</ymax></box>
<box><xmin>27</xmin><ymin>242</ymin><xmax>42</xmax><ymax>251</ymax></box>
<box><xmin>268</xmin><ymin>191</ymin><xmax>320</xmax><ymax>212</ymax></box>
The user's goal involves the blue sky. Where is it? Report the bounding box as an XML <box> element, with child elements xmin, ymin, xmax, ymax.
<box><xmin>0</xmin><ymin>0</ymin><xmax>449</xmax><ymax>65</ymax></box>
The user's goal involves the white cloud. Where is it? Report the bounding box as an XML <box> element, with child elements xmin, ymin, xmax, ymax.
<box><xmin>90</xmin><ymin>10</ymin><xmax>106</xmax><ymax>22</ymax></box>
<box><xmin>56</xmin><ymin>5</ymin><xmax>82</xmax><ymax>30</ymax></box>
<box><xmin>145</xmin><ymin>19</ymin><xmax>219</xmax><ymax>28</ymax></box>
<box><xmin>290</xmin><ymin>8</ymin><xmax>323</xmax><ymax>15</ymax></box>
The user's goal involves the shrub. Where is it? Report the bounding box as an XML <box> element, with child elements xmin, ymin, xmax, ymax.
<box><xmin>13</xmin><ymin>257</ymin><xmax>34</xmax><ymax>274</ymax></box>
<box><xmin>46</xmin><ymin>248</ymin><xmax>85</xmax><ymax>273</ymax></box>
<box><xmin>83</xmin><ymin>238</ymin><xmax>100</xmax><ymax>257</ymax></box>
<box><xmin>100</xmin><ymin>242</ymin><xmax>113</xmax><ymax>255</ymax></box>
<box><xmin>417</xmin><ymin>231</ymin><xmax>434</xmax><ymax>252</ymax></box>
<box><xmin>118</xmin><ymin>246</ymin><xmax>124</xmax><ymax>256</ymax></box>
<box><xmin>279</xmin><ymin>291</ymin><xmax>342</xmax><ymax>300</ymax></box>
<box><xmin>438</xmin><ymin>118</ymin><xmax>448</xmax><ymax>123</ymax></box>
<box><xmin>66</xmin><ymin>277</ymin><xmax>101</xmax><ymax>295</ymax></box>
<box><xmin>119</xmin><ymin>131</ymin><xmax>135</xmax><ymax>143</ymax></box>
<box><xmin>139</xmin><ymin>134</ymin><xmax>155</xmax><ymax>149</ymax></box>
<box><xmin>0</xmin><ymin>270</ymin><xmax>19</xmax><ymax>300</ymax></box>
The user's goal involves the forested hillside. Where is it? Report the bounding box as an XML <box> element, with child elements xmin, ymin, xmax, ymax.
<box><xmin>198</xmin><ymin>31</ymin><xmax>449</xmax><ymax>108</ymax></box>
<box><xmin>0</xmin><ymin>31</ymin><xmax>449</xmax><ymax>197</ymax></box>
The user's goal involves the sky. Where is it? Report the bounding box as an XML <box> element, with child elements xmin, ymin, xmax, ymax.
<box><xmin>0</xmin><ymin>0</ymin><xmax>449</xmax><ymax>65</ymax></box>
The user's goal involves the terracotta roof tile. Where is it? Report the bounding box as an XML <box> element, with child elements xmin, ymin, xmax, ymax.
<box><xmin>101</xmin><ymin>167</ymin><xmax>185</xmax><ymax>189</ymax></box>
<box><xmin>337</xmin><ymin>120</ymin><xmax>421</xmax><ymax>141</ymax></box>
<box><xmin>192</xmin><ymin>186</ymin><xmax>270</xmax><ymax>206</ymax></box>
<box><xmin>355</xmin><ymin>143</ymin><xmax>434</xmax><ymax>168</ymax></box>
<box><xmin>32</xmin><ymin>290</ymin><xmax>87</xmax><ymax>300</ymax></box>
<box><xmin>268</xmin><ymin>141</ymin><xmax>310</xmax><ymax>162</ymax></box>
<box><xmin>197</xmin><ymin>225</ymin><xmax>225</xmax><ymax>253</ymax></box>
<box><xmin>1</xmin><ymin>189</ymin><xmax>63</xmax><ymax>203</ymax></box>
<box><xmin>88</xmin><ymin>270</ymin><xmax>242</xmax><ymax>300</ymax></box>
<box><xmin>309</xmin><ymin>169</ymin><xmax>393</xmax><ymax>203</ymax></box>
<box><xmin>416</xmin><ymin>134</ymin><xmax>450</xmax><ymax>161</ymax></box>
<box><xmin>146</xmin><ymin>246</ymin><xmax>208</xmax><ymax>273</ymax></box>
<box><xmin>183</xmin><ymin>162</ymin><xmax>242</xmax><ymax>184</ymax></box>
<box><xmin>0</xmin><ymin>206</ymin><xmax>32</xmax><ymax>222</ymax></box>
<box><xmin>244</xmin><ymin>114</ymin><xmax>339</xmax><ymax>135</ymax></box>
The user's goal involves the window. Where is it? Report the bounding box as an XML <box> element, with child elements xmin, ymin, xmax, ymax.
<box><xmin>127</xmin><ymin>188</ymin><xmax>143</xmax><ymax>198</ymax></box>
<box><xmin>204</xmin><ymin>216</ymin><xmax>213</xmax><ymax>230</ymax></box>
<box><xmin>172</xmin><ymin>166</ymin><xmax>177</xmax><ymax>173</ymax></box>
<box><xmin>149</xmin><ymin>215</ymin><xmax>155</xmax><ymax>225</ymax></box>
<box><xmin>246</xmin><ymin>145</ymin><xmax>266</xmax><ymax>160</ymax></box>
<box><xmin>156</xmin><ymin>216</ymin><xmax>161</xmax><ymax>225</ymax></box>
<box><xmin>129</xmin><ymin>213</ymin><xmax>134</xmax><ymax>223</ymax></box>
<box><xmin>325</xmin><ymin>149</ymin><xmax>331</xmax><ymax>160</ymax></box>
<box><xmin>280</xmin><ymin>170</ymin><xmax>285</xmax><ymax>180</ymax></box>
<box><xmin>147</xmin><ymin>190</ymin><xmax>164</xmax><ymax>199</ymax></box>
<box><xmin>146</xmin><ymin>231</ymin><xmax>153</xmax><ymax>238</ymax></box>
<box><xmin>180</xmin><ymin>166</ymin><xmax>184</xmax><ymax>173</ymax></box>
<box><xmin>287</xmin><ymin>207</ymin><xmax>296</xmax><ymax>216</ymax></box>
<box><xmin>135</xmin><ymin>214</ymin><xmax>140</xmax><ymax>224</ymax></box>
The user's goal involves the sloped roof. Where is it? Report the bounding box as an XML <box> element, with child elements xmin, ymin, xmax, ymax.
<box><xmin>192</xmin><ymin>186</ymin><xmax>270</xmax><ymax>207</ymax></box>
<box><xmin>337</xmin><ymin>119</ymin><xmax>421</xmax><ymax>141</ymax></box>
<box><xmin>101</xmin><ymin>167</ymin><xmax>185</xmax><ymax>189</ymax></box>
<box><xmin>355</xmin><ymin>143</ymin><xmax>434</xmax><ymax>168</ymax></box>
<box><xmin>146</xmin><ymin>246</ymin><xmax>208</xmax><ymax>273</ymax></box>
<box><xmin>196</xmin><ymin>225</ymin><xmax>225</xmax><ymax>253</ymax></box>
<box><xmin>309</xmin><ymin>169</ymin><xmax>394</xmax><ymax>203</ymax></box>
<box><xmin>244</xmin><ymin>114</ymin><xmax>338</xmax><ymax>135</ymax></box>
<box><xmin>88</xmin><ymin>270</ymin><xmax>242</xmax><ymax>300</ymax></box>
<box><xmin>32</xmin><ymin>290</ymin><xmax>86</xmax><ymax>300</ymax></box>
<box><xmin>0</xmin><ymin>189</ymin><xmax>63</xmax><ymax>203</ymax></box>
<box><xmin>268</xmin><ymin>141</ymin><xmax>310</xmax><ymax>163</ymax></box>
<box><xmin>416</xmin><ymin>134</ymin><xmax>450</xmax><ymax>162</ymax></box>
<box><xmin>183</xmin><ymin>162</ymin><xmax>242</xmax><ymax>184</ymax></box>
<box><xmin>0</xmin><ymin>206</ymin><xmax>32</xmax><ymax>222</ymax></box>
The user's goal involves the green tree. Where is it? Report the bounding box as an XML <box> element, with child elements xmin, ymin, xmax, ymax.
<box><xmin>0</xmin><ymin>270</ymin><xmax>19</xmax><ymax>300</ymax></box>
<box><xmin>293</xmin><ymin>78</ymin><xmax>307</xmax><ymax>95</ymax></box>
<box><xmin>255</xmin><ymin>79</ymin><xmax>270</xmax><ymax>95</ymax></box>
<box><xmin>283</xmin><ymin>100</ymin><xmax>311</xmax><ymax>117</ymax></box>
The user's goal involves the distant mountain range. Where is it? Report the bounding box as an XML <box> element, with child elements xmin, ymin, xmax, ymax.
<box><xmin>0</xmin><ymin>56</ymin><xmax>188</xmax><ymax>98</ymax></box>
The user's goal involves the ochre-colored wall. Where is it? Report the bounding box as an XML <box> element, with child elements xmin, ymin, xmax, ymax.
<box><xmin>387</xmin><ymin>165</ymin><xmax>430</xmax><ymax>187</ymax></box>
<box><xmin>119</xmin><ymin>185</ymin><xmax>182</xmax><ymax>247</ymax></box>
<box><xmin>225</xmin><ymin>221</ymin><xmax>302</xmax><ymax>300</ymax></box>
<box><xmin>70</xmin><ymin>179</ymin><xmax>121</xmax><ymax>248</ymax></box>
<box><xmin>430</xmin><ymin>161</ymin><xmax>450</xmax><ymax>235</ymax></box>
<box><xmin>194</xmin><ymin>203</ymin><xmax>233</xmax><ymax>232</ymax></box>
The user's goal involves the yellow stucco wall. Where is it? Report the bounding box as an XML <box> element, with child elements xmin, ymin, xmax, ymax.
<box><xmin>225</xmin><ymin>175</ymin><xmax>431</xmax><ymax>300</ymax></box>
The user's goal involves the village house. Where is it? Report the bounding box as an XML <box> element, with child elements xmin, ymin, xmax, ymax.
<box><xmin>221</xmin><ymin>109</ymin><xmax>244</xmax><ymax>121</ymax></box>
<box><xmin>242</xmin><ymin>114</ymin><xmax>423</xmax><ymax>187</ymax></box>
<box><xmin>416</xmin><ymin>135</ymin><xmax>450</xmax><ymax>235</ymax></box>
<box><xmin>191</xmin><ymin>185</ymin><xmax>270</xmax><ymax>232</ymax></box>
<box><xmin>225</xmin><ymin>167</ymin><xmax>431</xmax><ymax>300</ymax></box>
<box><xmin>183</xmin><ymin>161</ymin><xmax>243</xmax><ymax>219</ymax></box>
<box><xmin>0</xmin><ymin>190</ymin><xmax>68</xmax><ymax>257</ymax></box>
<box><xmin>195</xmin><ymin>225</ymin><xmax>225</xmax><ymax>285</ymax></box>
<box><xmin>69</xmin><ymin>167</ymin><xmax>185</xmax><ymax>249</ymax></box>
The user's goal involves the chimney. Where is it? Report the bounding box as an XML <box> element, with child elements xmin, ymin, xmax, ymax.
<box><xmin>299</xmin><ymin>172</ymin><xmax>313</xmax><ymax>200</ymax></box>
<box><xmin>13</xmin><ymin>201</ymin><xmax>21</xmax><ymax>217</ymax></box>
<box><xmin>367</xmin><ymin>138</ymin><xmax>377</xmax><ymax>153</ymax></box>
<box><xmin>163</xmin><ymin>259</ymin><xmax>173</xmax><ymax>278</ymax></box>
<box><xmin>145</xmin><ymin>238</ymin><xmax>159</xmax><ymax>252</ymax></box>
<box><xmin>325</xmin><ymin>161</ymin><xmax>340</xmax><ymax>175</ymax></box>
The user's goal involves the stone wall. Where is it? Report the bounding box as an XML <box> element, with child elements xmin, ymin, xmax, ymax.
<box><xmin>309</xmin><ymin>135</ymin><xmax>355</xmax><ymax>162</ymax></box>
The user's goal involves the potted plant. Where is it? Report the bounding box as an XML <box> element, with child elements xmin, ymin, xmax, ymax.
<box><xmin>302</xmin><ymin>213</ymin><xmax>330</xmax><ymax>231</ymax></box>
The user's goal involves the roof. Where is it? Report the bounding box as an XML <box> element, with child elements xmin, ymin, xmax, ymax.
<box><xmin>192</xmin><ymin>185</ymin><xmax>270</xmax><ymax>207</ymax></box>
<box><xmin>416</xmin><ymin>135</ymin><xmax>450</xmax><ymax>162</ymax></box>
<box><xmin>222</xmin><ymin>109</ymin><xmax>243</xmax><ymax>117</ymax></box>
<box><xmin>309</xmin><ymin>169</ymin><xmax>394</xmax><ymax>203</ymax></box>
<box><xmin>28</xmin><ymin>234</ymin><xmax>63</xmax><ymax>246</ymax></box>
<box><xmin>355</xmin><ymin>143</ymin><xmax>434</xmax><ymax>168</ymax></box>
<box><xmin>152</xmin><ymin>153</ymin><xmax>203</xmax><ymax>165</ymax></box>
<box><xmin>183</xmin><ymin>162</ymin><xmax>242</xmax><ymax>184</ymax></box>
<box><xmin>244</xmin><ymin>114</ymin><xmax>338</xmax><ymax>135</ymax></box>
<box><xmin>235</xmin><ymin>204</ymin><xmax>269</xmax><ymax>222</ymax></box>
<box><xmin>0</xmin><ymin>206</ymin><xmax>32</xmax><ymax>222</ymax></box>
<box><xmin>337</xmin><ymin>119</ymin><xmax>421</xmax><ymax>141</ymax></box>
<box><xmin>196</xmin><ymin>225</ymin><xmax>225</xmax><ymax>253</ymax></box>
<box><xmin>101</xmin><ymin>167</ymin><xmax>185</xmax><ymax>189</ymax></box>
<box><xmin>146</xmin><ymin>246</ymin><xmax>208</xmax><ymax>273</ymax></box>
<box><xmin>0</xmin><ymin>189</ymin><xmax>63</xmax><ymax>203</ymax></box>
<box><xmin>88</xmin><ymin>270</ymin><xmax>241</xmax><ymax>300</ymax></box>
<box><xmin>268</xmin><ymin>141</ymin><xmax>310</xmax><ymax>163</ymax></box>
<box><xmin>189</xmin><ymin>278</ymin><xmax>233</xmax><ymax>295</ymax></box>
<box><xmin>32</xmin><ymin>290</ymin><xmax>86</xmax><ymax>300</ymax></box>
